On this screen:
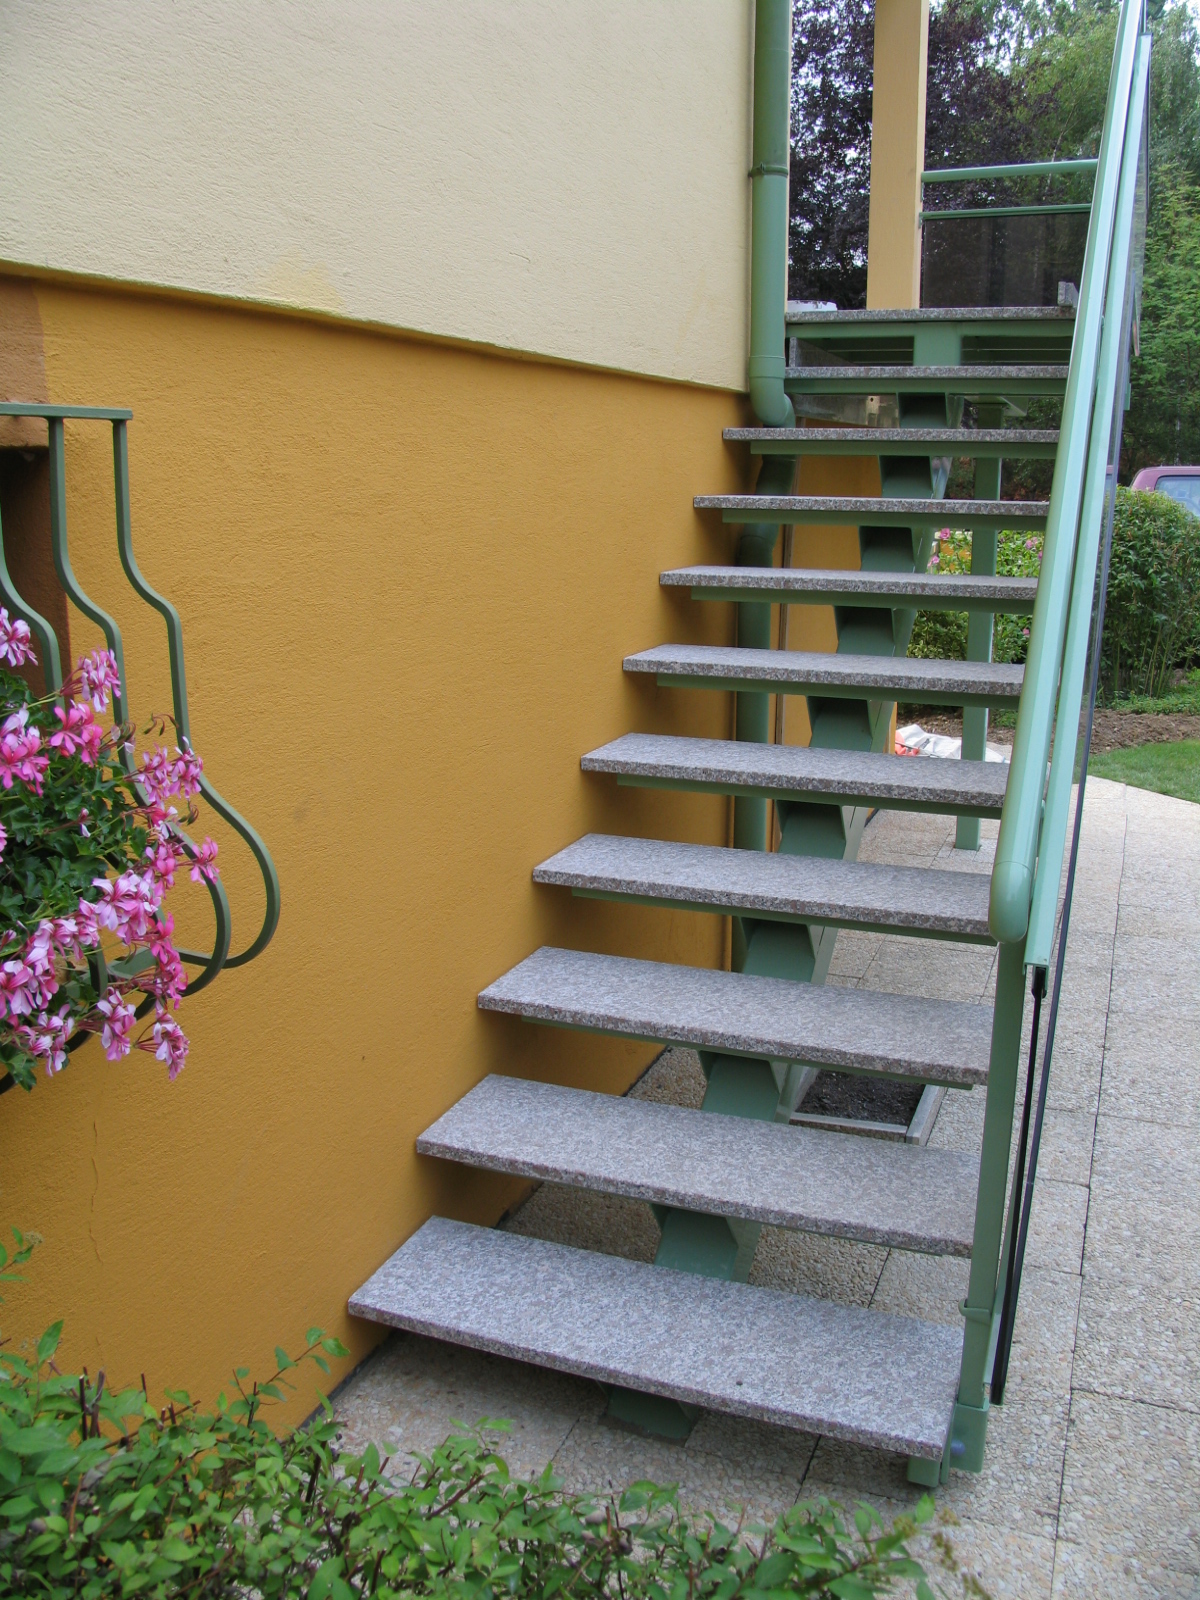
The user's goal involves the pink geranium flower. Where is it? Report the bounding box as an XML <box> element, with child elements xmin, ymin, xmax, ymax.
<box><xmin>189</xmin><ymin>838</ymin><xmax>219</xmax><ymax>883</ymax></box>
<box><xmin>150</xmin><ymin>1014</ymin><xmax>188</xmax><ymax>1079</ymax></box>
<box><xmin>94</xmin><ymin>994</ymin><xmax>137</xmax><ymax>1060</ymax></box>
<box><xmin>79</xmin><ymin>648</ymin><xmax>120</xmax><ymax>712</ymax></box>
<box><xmin>0</xmin><ymin>609</ymin><xmax>37</xmax><ymax>669</ymax></box>
<box><xmin>0</xmin><ymin>709</ymin><xmax>48</xmax><ymax>794</ymax></box>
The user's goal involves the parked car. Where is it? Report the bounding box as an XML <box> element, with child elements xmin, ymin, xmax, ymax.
<box><xmin>1130</xmin><ymin>464</ymin><xmax>1200</xmax><ymax>516</ymax></box>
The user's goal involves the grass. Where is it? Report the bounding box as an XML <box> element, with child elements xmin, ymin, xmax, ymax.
<box><xmin>1088</xmin><ymin>739</ymin><xmax>1200</xmax><ymax>804</ymax></box>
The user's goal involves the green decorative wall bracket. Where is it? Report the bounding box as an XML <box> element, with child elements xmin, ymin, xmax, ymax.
<box><xmin>0</xmin><ymin>402</ymin><xmax>280</xmax><ymax>998</ymax></box>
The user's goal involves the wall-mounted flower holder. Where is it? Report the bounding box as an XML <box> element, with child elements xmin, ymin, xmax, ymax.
<box><xmin>0</xmin><ymin>403</ymin><xmax>280</xmax><ymax>1004</ymax></box>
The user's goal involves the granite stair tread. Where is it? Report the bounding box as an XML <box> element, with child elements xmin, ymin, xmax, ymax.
<box><xmin>625</xmin><ymin>643</ymin><xmax>1023</xmax><ymax>704</ymax></box>
<box><xmin>418</xmin><ymin>1075</ymin><xmax>979</xmax><ymax>1255</ymax></box>
<box><xmin>582</xmin><ymin>732</ymin><xmax>1009</xmax><ymax>817</ymax></box>
<box><xmin>348</xmin><ymin>1217</ymin><xmax>962</xmax><ymax>1459</ymax></box>
<box><xmin>533</xmin><ymin>832</ymin><xmax>993</xmax><ymax>939</ymax></box>
<box><xmin>785</xmin><ymin>304</ymin><xmax>1074</xmax><ymax>325</ymax></box>
<box><xmin>478</xmin><ymin>947</ymin><xmax>993</xmax><ymax>1086</ymax></box>
<box><xmin>694</xmin><ymin>493</ymin><xmax>1047</xmax><ymax>529</ymax></box>
<box><xmin>783</xmin><ymin>364</ymin><xmax>1068</xmax><ymax>395</ymax></box>
<box><xmin>723</xmin><ymin>426</ymin><xmax>1060</xmax><ymax>458</ymax></box>
<box><xmin>661</xmin><ymin>564</ymin><xmax>1038</xmax><ymax>611</ymax></box>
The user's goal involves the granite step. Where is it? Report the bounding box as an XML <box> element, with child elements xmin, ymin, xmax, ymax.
<box><xmin>418</xmin><ymin>1075</ymin><xmax>979</xmax><ymax>1255</ymax></box>
<box><xmin>724</xmin><ymin>426</ymin><xmax>1060</xmax><ymax>459</ymax></box>
<box><xmin>478</xmin><ymin>948</ymin><xmax>992</xmax><ymax>1086</ymax></box>
<box><xmin>349</xmin><ymin>1217</ymin><xmax>962</xmax><ymax>1460</ymax></box>
<box><xmin>784</xmin><ymin>364</ymin><xmax>1068</xmax><ymax>396</ymax></box>
<box><xmin>785</xmin><ymin>304</ymin><xmax>1073</xmax><ymax>332</ymax></box>
<box><xmin>582</xmin><ymin>733</ymin><xmax>1009</xmax><ymax>818</ymax></box>
<box><xmin>533</xmin><ymin>833</ymin><xmax>993</xmax><ymax>940</ymax></box>
<box><xmin>625</xmin><ymin>643</ymin><xmax>1023</xmax><ymax>707</ymax></box>
<box><xmin>694</xmin><ymin>493</ymin><xmax>1047</xmax><ymax>531</ymax></box>
<box><xmin>661</xmin><ymin>564</ymin><xmax>1038</xmax><ymax>613</ymax></box>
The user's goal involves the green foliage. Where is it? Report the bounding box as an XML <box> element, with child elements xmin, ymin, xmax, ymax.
<box><xmin>1101</xmin><ymin>488</ymin><xmax>1200</xmax><ymax>698</ymax></box>
<box><xmin>0</xmin><ymin>1242</ymin><xmax>977</xmax><ymax>1598</ymax></box>
<box><xmin>1088</xmin><ymin>737</ymin><xmax>1200</xmax><ymax>802</ymax></box>
<box><xmin>1124</xmin><ymin>166</ymin><xmax>1200</xmax><ymax>474</ymax></box>
<box><xmin>908</xmin><ymin>528</ymin><xmax>1042</xmax><ymax>666</ymax></box>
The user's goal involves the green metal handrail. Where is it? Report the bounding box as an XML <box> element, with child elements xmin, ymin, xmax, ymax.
<box><xmin>921</xmin><ymin>159</ymin><xmax>1098</xmax><ymax>183</ymax></box>
<box><xmin>1024</xmin><ymin>38</ymin><xmax>1150</xmax><ymax>965</ymax></box>
<box><xmin>0</xmin><ymin>403</ymin><xmax>280</xmax><ymax>994</ymax></box>
<box><xmin>989</xmin><ymin>0</ymin><xmax>1146</xmax><ymax>944</ymax></box>
<box><xmin>920</xmin><ymin>203</ymin><xmax>1093</xmax><ymax>222</ymax></box>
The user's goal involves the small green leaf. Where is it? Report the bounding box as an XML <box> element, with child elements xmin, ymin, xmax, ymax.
<box><xmin>35</xmin><ymin>1322</ymin><xmax>63</xmax><ymax>1364</ymax></box>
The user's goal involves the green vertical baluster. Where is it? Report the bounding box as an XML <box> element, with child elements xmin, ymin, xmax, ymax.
<box><xmin>957</xmin><ymin>403</ymin><xmax>1003</xmax><ymax>850</ymax></box>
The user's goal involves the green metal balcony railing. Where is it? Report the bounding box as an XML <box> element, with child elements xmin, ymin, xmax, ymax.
<box><xmin>0</xmin><ymin>403</ymin><xmax>280</xmax><ymax>997</ymax></box>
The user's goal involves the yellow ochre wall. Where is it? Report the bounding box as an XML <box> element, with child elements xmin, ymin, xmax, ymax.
<box><xmin>0</xmin><ymin>276</ymin><xmax>748</xmax><ymax>1425</ymax></box>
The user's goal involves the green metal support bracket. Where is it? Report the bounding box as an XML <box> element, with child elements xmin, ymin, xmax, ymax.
<box><xmin>957</xmin><ymin>403</ymin><xmax>1003</xmax><ymax>851</ymax></box>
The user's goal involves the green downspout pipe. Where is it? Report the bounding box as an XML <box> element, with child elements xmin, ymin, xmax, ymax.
<box><xmin>749</xmin><ymin>0</ymin><xmax>795</xmax><ymax>432</ymax></box>
<box><xmin>736</xmin><ymin>0</ymin><xmax>794</xmax><ymax>856</ymax></box>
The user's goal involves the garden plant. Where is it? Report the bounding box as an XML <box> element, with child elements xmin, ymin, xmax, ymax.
<box><xmin>0</xmin><ymin>613</ymin><xmax>217</xmax><ymax>1092</ymax></box>
<box><xmin>0</xmin><ymin>1232</ymin><xmax>981</xmax><ymax>1598</ymax></box>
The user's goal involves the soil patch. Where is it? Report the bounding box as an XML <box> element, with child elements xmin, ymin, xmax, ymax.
<box><xmin>896</xmin><ymin>707</ymin><xmax>1200</xmax><ymax>755</ymax></box>
<box><xmin>797</xmin><ymin>1071</ymin><xmax>924</xmax><ymax>1129</ymax></box>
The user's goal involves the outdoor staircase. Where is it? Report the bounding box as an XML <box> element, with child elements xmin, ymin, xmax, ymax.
<box><xmin>352</xmin><ymin>0</ymin><xmax>1149</xmax><ymax>1479</ymax></box>
<box><xmin>351</xmin><ymin>304</ymin><xmax>1073</xmax><ymax>1477</ymax></box>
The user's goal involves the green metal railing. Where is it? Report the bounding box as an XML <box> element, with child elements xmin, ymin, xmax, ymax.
<box><xmin>919</xmin><ymin>158</ymin><xmax>1098</xmax><ymax>224</ymax></box>
<box><xmin>0</xmin><ymin>403</ymin><xmax>280</xmax><ymax>996</ymax></box>
<box><xmin>989</xmin><ymin>0</ymin><xmax>1147</xmax><ymax>947</ymax></box>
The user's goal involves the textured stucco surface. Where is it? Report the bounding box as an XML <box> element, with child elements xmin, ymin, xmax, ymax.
<box><xmin>0</xmin><ymin>0</ymin><xmax>752</xmax><ymax>387</ymax></box>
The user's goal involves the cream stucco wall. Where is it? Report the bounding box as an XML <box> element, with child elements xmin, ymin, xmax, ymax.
<box><xmin>0</xmin><ymin>0</ymin><xmax>753</xmax><ymax>389</ymax></box>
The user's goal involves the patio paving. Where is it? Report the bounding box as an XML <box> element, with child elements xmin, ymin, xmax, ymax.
<box><xmin>336</xmin><ymin>777</ymin><xmax>1200</xmax><ymax>1598</ymax></box>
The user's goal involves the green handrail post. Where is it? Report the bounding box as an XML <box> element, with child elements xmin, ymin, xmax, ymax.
<box><xmin>1025</xmin><ymin>37</ymin><xmax>1150</xmax><ymax>967</ymax></box>
<box><xmin>989</xmin><ymin>0</ymin><xmax>1143</xmax><ymax>945</ymax></box>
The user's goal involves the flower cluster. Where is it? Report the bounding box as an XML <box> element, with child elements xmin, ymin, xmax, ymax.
<box><xmin>0</xmin><ymin>618</ymin><xmax>220</xmax><ymax>1089</ymax></box>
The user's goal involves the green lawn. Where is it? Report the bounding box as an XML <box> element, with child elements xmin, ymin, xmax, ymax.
<box><xmin>1089</xmin><ymin>739</ymin><xmax>1200</xmax><ymax>804</ymax></box>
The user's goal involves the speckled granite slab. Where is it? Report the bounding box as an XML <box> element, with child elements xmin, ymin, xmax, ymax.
<box><xmin>723</xmin><ymin>427</ymin><xmax>1060</xmax><ymax>458</ymax></box>
<box><xmin>582</xmin><ymin>733</ymin><xmax>1010</xmax><ymax>817</ymax></box>
<box><xmin>785</xmin><ymin>305</ymin><xmax>1073</xmax><ymax>324</ymax></box>
<box><xmin>694</xmin><ymin>493</ymin><xmax>1048</xmax><ymax>529</ymax></box>
<box><xmin>533</xmin><ymin>833</ymin><xmax>993</xmax><ymax>939</ymax></box>
<box><xmin>660</xmin><ymin>565</ymin><xmax>1038</xmax><ymax>612</ymax></box>
<box><xmin>348</xmin><ymin>1217</ymin><xmax>961</xmax><ymax>1458</ymax></box>
<box><xmin>624</xmin><ymin>643</ymin><xmax>1024</xmax><ymax>704</ymax></box>
<box><xmin>783</xmin><ymin>364</ymin><xmax>1069</xmax><ymax>395</ymax></box>
<box><xmin>478</xmin><ymin>947</ymin><xmax>992</xmax><ymax>1086</ymax></box>
<box><xmin>418</xmin><ymin>1075</ymin><xmax>978</xmax><ymax>1255</ymax></box>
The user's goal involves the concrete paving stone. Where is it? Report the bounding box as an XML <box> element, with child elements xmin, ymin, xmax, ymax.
<box><xmin>1102</xmin><ymin>1006</ymin><xmax>1200</xmax><ymax>1083</ymax></box>
<box><xmin>1112</xmin><ymin>856</ymin><xmax>1200</xmax><ymax>918</ymax></box>
<box><xmin>1058</xmin><ymin>1392</ymin><xmax>1199</xmax><ymax>1571</ymax></box>
<box><xmin>927</xmin><ymin>1085</ymin><xmax>987</xmax><ymax>1152</ymax></box>
<box><xmin>826</xmin><ymin>929</ymin><xmax>880</xmax><ymax>981</ymax></box>
<box><xmin>869</xmin><ymin>1248</ymin><xmax>970</xmax><ymax>1328</ymax></box>
<box><xmin>1036</xmin><ymin>1109</ymin><xmax>1097</xmax><ymax>1186</ymax></box>
<box><xmin>1051</xmin><ymin>1540</ymin><xmax>1200</xmax><ymax>1600</ymax></box>
<box><xmin>749</xmin><ymin>1225</ymin><xmax>888</xmax><ymax>1308</ymax></box>
<box><xmin>503</xmin><ymin>1181</ymin><xmax>660</xmax><ymax>1263</ymax></box>
<box><xmin>1107</xmin><ymin>941</ymin><xmax>1200</xmax><ymax>1016</ymax></box>
<box><xmin>803</xmin><ymin>1386</ymin><xmax>1068</xmax><ymax>1542</ymax></box>
<box><xmin>1083</xmin><ymin>1198</ymin><xmax>1200</xmax><ymax>1293</ymax></box>
<box><xmin>1006</xmin><ymin>1267</ymin><xmax>1082</xmax><ymax>1394</ymax></box>
<box><xmin>1089</xmin><ymin>1115</ymin><xmax>1200</xmax><ymax>1205</ymax></box>
<box><xmin>1023</xmin><ymin>1180</ymin><xmax>1089</xmax><ymax>1276</ymax></box>
<box><xmin>857</xmin><ymin>936</ymin><xmax>998</xmax><ymax>1004</ymax></box>
<box><xmin>1098</xmin><ymin>1051</ymin><xmax>1200</xmax><ymax>1129</ymax></box>
<box><xmin>1073</xmin><ymin>1276</ymin><xmax>1200</xmax><ymax>1414</ymax></box>
<box><xmin>630</xmin><ymin>1046</ymin><xmax>706</xmax><ymax>1107</ymax></box>
<box><xmin>334</xmin><ymin>1332</ymin><xmax>600</xmax><ymax>1481</ymax></box>
<box><xmin>550</xmin><ymin>1412</ymin><xmax>818</xmax><ymax>1526</ymax></box>
<box><xmin>1042</xmin><ymin>1038</ymin><xmax>1103</xmax><ymax>1116</ymax></box>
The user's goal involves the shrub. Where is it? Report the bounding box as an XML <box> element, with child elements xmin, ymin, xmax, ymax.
<box><xmin>0</xmin><ymin>1235</ymin><xmax>978</xmax><ymax>1598</ymax></box>
<box><xmin>1101</xmin><ymin>488</ymin><xmax>1200</xmax><ymax>700</ymax></box>
<box><xmin>908</xmin><ymin>527</ymin><xmax>1041</xmax><ymax>667</ymax></box>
